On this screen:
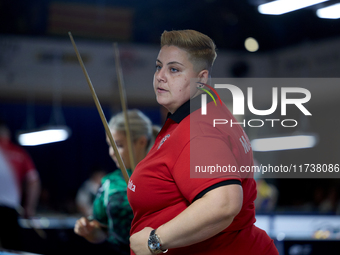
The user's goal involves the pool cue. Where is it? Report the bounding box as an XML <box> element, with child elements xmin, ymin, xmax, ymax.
<box><xmin>68</xmin><ymin>32</ymin><xmax>129</xmax><ymax>185</ymax></box>
<box><xmin>17</xmin><ymin>205</ymin><xmax>47</xmax><ymax>239</ymax></box>
<box><xmin>113</xmin><ymin>43</ymin><xmax>136</xmax><ymax>171</ymax></box>
<box><xmin>27</xmin><ymin>219</ymin><xmax>47</xmax><ymax>239</ymax></box>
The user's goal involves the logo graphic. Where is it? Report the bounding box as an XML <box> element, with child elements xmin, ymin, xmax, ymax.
<box><xmin>239</xmin><ymin>130</ymin><xmax>252</xmax><ymax>154</ymax></box>
<box><xmin>199</xmin><ymin>83</ymin><xmax>311</xmax><ymax>118</ymax></box>
<box><xmin>197</xmin><ymin>82</ymin><xmax>223</xmax><ymax>107</ymax></box>
<box><xmin>197</xmin><ymin>82</ymin><xmax>223</xmax><ymax>115</ymax></box>
<box><xmin>157</xmin><ymin>134</ymin><xmax>170</xmax><ymax>150</ymax></box>
<box><xmin>128</xmin><ymin>179</ymin><xmax>136</xmax><ymax>192</ymax></box>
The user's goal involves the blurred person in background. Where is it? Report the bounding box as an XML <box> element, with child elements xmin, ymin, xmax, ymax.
<box><xmin>74</xmin><ymin>109</ymin><xmax>160</xmax><ymax>255</ymax></box>
<box><xmin>253</xmin><ymin>162</ymin><xmax>278</xmax><ymax>213</ymax></box>
<box><xmin>315</xmin><ymin>185</ymin><xmax>339</xmax><ymax>214</ymax></box>
<box><xmin>75</xmin><ymin>166</ymin><xmax>106</xmax><ymax>217</ymax></box>
<box><xmin>0</xmin><ymin>118</ymin><xmax>41</xmax><ymax>250</ymax></box>
<box><xmin>254</xmin><ymin>178</ymin><xmax>278</xmax><ymax>213</ymax></box>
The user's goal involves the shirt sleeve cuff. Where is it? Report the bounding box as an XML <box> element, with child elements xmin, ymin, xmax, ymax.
<box><xmin>192</xmin><ymin>179</ymin><xmax>242</xmax><ymax>203</ymax></box>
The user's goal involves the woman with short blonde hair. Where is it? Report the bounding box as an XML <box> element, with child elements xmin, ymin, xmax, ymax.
<box><xmin>128</xmin><ymin>30</ymin><xmax>278</xmax><ymax>255</ymax></box>
<box><xmin>75</xmin><ymin>109</ymin><xmax>159</xmax><ymax>255</ymax></box>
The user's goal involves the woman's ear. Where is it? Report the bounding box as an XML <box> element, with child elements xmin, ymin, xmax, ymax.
<box><xmin>198</xmin><ymin>69</ymin><xmax>209</xmax><ymax>84</ymax></box>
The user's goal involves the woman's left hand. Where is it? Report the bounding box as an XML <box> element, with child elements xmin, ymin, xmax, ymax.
<box><xmin>130</xmin><ymin>227</ymin><xmax>154</xmax><ymax>255</ymax></box>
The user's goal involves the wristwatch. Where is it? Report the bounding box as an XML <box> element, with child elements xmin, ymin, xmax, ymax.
<box><xmin>148</xmin><ymin>229</ymin><xmax>168</xmax><ymax>254</ymax></box>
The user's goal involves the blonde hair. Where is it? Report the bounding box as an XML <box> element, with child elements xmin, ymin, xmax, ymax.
<box><xmin>160</xmin><ymin>29</ymin><xmax>217</xmax><ymax>72</ymax></box>
<box><xmin>108</xmin><ymin>109</ymin><xmax>160</xmax><ymax>152</ymax></box>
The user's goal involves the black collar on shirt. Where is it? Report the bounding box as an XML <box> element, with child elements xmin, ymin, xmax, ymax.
<box><xmin>167</xmin><ymin>94</ymin><xmax>213</xmax><ymax>124</ymax></box>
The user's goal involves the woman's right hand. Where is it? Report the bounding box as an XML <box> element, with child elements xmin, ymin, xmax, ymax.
<box><xmin>74</xmin><ymin>217</ymin><xmax>108</xmax><ymax>243</ymax></box>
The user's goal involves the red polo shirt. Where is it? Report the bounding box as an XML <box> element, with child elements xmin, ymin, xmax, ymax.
<box><xmin>127</xmin><ymin>96</ymin><xmax>278</xmax><ymax>255</ymax></box>
<box><xmin>0</xmin><ymin>138</ymin><xmax>38</xmax><ymax>208</ymax></box>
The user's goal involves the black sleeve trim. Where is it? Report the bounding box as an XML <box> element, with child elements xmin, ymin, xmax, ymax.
<box><xmin>192</xmin><ymin>180</ymin><xmax>242</xmax><ymax>203</ymax></box>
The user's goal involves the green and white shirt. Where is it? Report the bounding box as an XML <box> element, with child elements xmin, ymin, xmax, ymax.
<box><xmin>93</xmin><ymin>169</ymin><xmax>133</xmax><ymax>245</ymax></box>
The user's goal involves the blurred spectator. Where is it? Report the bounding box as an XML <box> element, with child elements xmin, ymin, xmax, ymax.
<box><xmin>319</xmin><ymin>186</ymin><xmax>339</xmax><ymax>214</ymax></box>
<box><xmin>254</xmin><ymin>161</ymin><xmax>278</xmax><ymax>212</ymax></box>
<box><xmin>255</xmin><ymin>178</ymin><xmax>279</xmax><ymax>212</ymax></box>
<box><xmin>36</xmin><ymin>187</ymin><xmax>55</xmax><ymax>213</ymax></box>
<box><xmin>300</xmin><ymin>186</ymin><xmax>326</xmax><ymax>213</ymax></box>
<box><xmin>75</xmin><ymin>167</ymin><xmax>106</xmax><ymax>217</ymax></box>
<box><xmin>0</xmin><ymin>118</ymin><xmax>41</xmax><ymax>250</ymax></box>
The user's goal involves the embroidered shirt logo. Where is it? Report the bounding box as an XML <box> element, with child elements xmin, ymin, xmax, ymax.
<box><xmin>128</xmin><ymin>179</ymin><xmax>136</xmax><ymax>192</ymax></box>
<box><xmin>239</xmin><ymin>130</ymin><xmax>251</xmax><ymax>154</ymax></box>
<box><xmin>157</xmin><ymin>134</ymin><xmax>170</xmax><ymax>150</ymax></box>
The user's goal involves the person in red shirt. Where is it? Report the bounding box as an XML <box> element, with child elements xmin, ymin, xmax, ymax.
<box><xmin>128</xmin><ymin>30</ymin><xmax>279</xmax><ymax>255</ymax></box>
<box><xmin>0</xmin><ymin>119</ymin><xmax>41</xmax><ymax>250</ymax></box>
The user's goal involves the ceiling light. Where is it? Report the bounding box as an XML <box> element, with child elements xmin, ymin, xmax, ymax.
<box><xmin>251</xmin><ymin>133</ymin><xmax>318</xmax><ymax>152</ymax></box>
<box><xmin>245</xmin><ymin>37</ymin><xmax>259</xmax><ymax>52</ymax></box>
<box><xmin>258</xmin><ymin>0</ymin><xmax>329</xmax><ymax>15</ymax></box>
<box><xmin>316</xmin><ymin>3</ymin><xmax>340</xmax><ymax>19</ymax></box>
<box><xmin>17</xmin><ymin>53</ymin><xmax>71</xmax><ymax>146</ymax></box>
<box><xmin>18</xmin><ymin>126</ymin><xmax>71</xmax><ymax>146</ymax></box>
